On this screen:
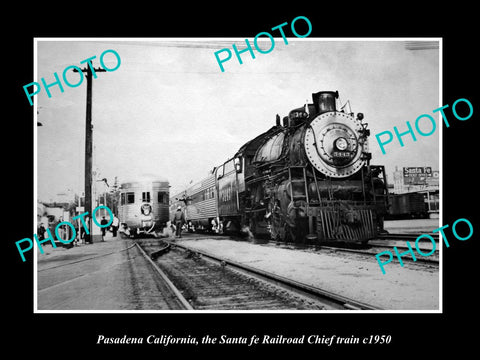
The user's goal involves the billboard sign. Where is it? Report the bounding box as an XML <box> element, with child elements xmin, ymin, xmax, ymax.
<box><xmin>426</xmin><ymin>170</ymin><xmax>439</xmax><ymax>186</ymax></box>
<box><xmin>403</xmin><ymin>167</ymin><xmax>432</xmax><ymax>185</ymax></box>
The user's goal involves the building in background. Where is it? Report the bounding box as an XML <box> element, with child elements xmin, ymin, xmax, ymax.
<box><xmin>389</xmin><ymin>166</ymin><xmax>439</xmax><ymax>218</ymax></box>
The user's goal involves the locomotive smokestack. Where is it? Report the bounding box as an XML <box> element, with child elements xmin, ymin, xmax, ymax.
<box><xmin>312</xmin><ymin>91</ymin><xmax>339</xmax><ymax>114</ymax></box>
<box><xmin>276</xmin><ymin>114</ymin><xmax>281</xmax><ymax>126</ymax></box>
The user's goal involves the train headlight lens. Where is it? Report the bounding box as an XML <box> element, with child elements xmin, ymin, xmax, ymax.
<box><xmin>335</xmin><ymin>137</ymin><xmax>348</xmax><ymax>151</ymax></box>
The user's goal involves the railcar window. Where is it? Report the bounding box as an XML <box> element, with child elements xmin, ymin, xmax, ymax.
<box><xmin>142</xmin><ymin>192</ymin><xmax>150</xmax><ymax>202</ymax></box>
<box><xmin>120</xmin><ymin>193</ymin><xmax>125</xmax><ymax>205</ymax></box>
<box><xmin>191</xmin><ymin>192</ymin><xmax>201</xmax><ymax>204</ymax></box>
<box><xmin>158</xmin><ymin>192</ymin><xmax>167</xmax><ymax>204</ymax></box>
<box><xmin>217</xmin><ymin>165</ymin><xmax>224</xmax><ymax>179</ymax></box>
<box><xmin>126</xmin><ymin>192</ymin><xmax>135</xmax><ymax>204</ymax></box>
<box><xmin>224</xmin><ymin>160</ymin><xmax>234</xmax><ymax>174</ymax></box>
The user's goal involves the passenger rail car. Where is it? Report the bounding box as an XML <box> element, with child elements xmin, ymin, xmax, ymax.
<box><xmin>173</xmin><ymin>91</ymin><xmax>388</xmax><ymax>244</ymax></box>
<box><xmin>170</xmin><ymin>174</ymin><xmax>218</xmax><ymax>232</ymax></box>
<box><xmin>118</xmin><ymin>175</ymin><xmax>170</xmax><ymax>236</ymax></box>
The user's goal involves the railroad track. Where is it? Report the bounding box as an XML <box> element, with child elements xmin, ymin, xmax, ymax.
<box><xmin>133</xmin><ymin>242</ymin><xmax>193</xmax><ymax>310</ymax></box>
<box><xmin>136</xmin><ymin>239</ymin><xmax>382</xmax><ymax>311</ymax></box>
<box><xmin>235</xmin><ymin>234</ymin><xmax>440</xmax><ymax>267</ymax></box>
<box><xmin>320</xmin><ymin>244</ymin><xmax>439</xmax><ymax>266</ymax></box>
<box><xmin>269</xmin><ymin>238</ymin><xmax>440</xmax><ymax>266</ymax></box>
<box><xmin>366</xmin><ymin>233</ymin><xmax>440</xmax><ymax>266</ymax></box>
<box><xmin>254</xmin><ymin>232</ymin><xmax>440</xmax><ymax>266</ymax></box>
<box><xmin>378</xmin><ymin>233</ymin><xmax>440</xmax><ymax>241</ymax></box>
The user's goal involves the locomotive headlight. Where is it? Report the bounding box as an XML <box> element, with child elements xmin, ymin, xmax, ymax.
<box><xmin>335</xmin><ymin>137</ymin><xmax>348</xmax><ymax>151</ymax></box>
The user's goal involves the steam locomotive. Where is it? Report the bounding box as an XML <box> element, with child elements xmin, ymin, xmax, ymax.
<box><xmin>171</xmin><ymin>91</ymin><xmax>388</xmax><ymax>243</ymax></box>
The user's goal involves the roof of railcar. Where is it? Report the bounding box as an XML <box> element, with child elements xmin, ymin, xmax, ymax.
<box><xmin>170</xmin><ymin>172</ymin><xmax>216</xmax><ymax>199</ymax></box>
<box><xmin>120</xmin><ymin>173</ymin><xmax>169</xmax><ymax>186</ymax></box>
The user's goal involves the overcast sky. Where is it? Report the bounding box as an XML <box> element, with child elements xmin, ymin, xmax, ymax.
<box><xmin>35</xmin><ymin>38</ymin><xmax>440</xmax><ymax>202</ymax></box>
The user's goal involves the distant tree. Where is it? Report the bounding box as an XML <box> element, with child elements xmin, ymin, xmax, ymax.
<box><xmin>107</xmin><ymin>176</ymin><xmax>120</xmax><ymax>214</ymax></box>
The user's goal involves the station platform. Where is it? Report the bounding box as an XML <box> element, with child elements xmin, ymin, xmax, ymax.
<box><xmin>36</xmin><ymin>233</ymin><xmax>178</xmax><ymax>311</ymax></box>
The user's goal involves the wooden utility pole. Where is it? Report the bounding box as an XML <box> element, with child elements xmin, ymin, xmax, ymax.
<box><xmin>74</xmin><ymin>65</ymin><xmax>106</xmax><ymax>243</ymax></box>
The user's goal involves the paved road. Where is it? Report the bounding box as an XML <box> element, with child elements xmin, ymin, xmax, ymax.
<box><xmin>37</xmin><ymin>237</ymin><xmax>183</xmax><ymax>311</ymax></box>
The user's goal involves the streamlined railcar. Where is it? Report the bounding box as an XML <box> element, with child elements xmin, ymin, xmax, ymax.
<box><xmin>118</xmin><ymin>175</ymin><xmax>170</xmax><ymax>236</ymax></box>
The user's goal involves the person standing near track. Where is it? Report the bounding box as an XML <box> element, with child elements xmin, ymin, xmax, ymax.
<box><xmin>111</xmin><ymin>214</ymin><xmax>120</xmax><ymax>238</ymax></box>
<box><xmin>100</xmin><ymin>216</ymin><xmax>109</xmax><ymax>240</ymax></box>
<box><xmin>172</xmin><ymin>205</ymin><xmax>186</xmax><ymax>238</ymax></box>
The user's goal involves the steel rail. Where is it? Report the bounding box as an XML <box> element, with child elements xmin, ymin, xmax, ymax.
<box><xmin>134</xmin><ymin>242</ymin><xmax>194</xmax><ymax>310</ymax></box>
<box><xmin>321</xmin><ymin>245</ymin><xmax>439</xmax><ymax>266</ymax></box>
<box><xmin>149</xmin><ymin>242</ymin><xmax>171</xmax><ymax>260</ymax></box>
<box><xmin>167</xmin><ymin>240</ymin><xmax>382</xmax><ymax>311</ymax></box>
<box><xmin>378</xmin><ymin>233</ymin><xmax>439</xmax><ymax>241</ymax></box>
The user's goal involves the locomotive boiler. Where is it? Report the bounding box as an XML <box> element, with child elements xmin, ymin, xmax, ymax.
<box><xmin>173</xmin><ymin>91</ymin><xmax>388</xmax><ymax>244</ymax></box>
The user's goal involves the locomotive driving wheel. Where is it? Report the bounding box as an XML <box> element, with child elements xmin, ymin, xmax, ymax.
<box><xmin>269</xmin><ymin>201</ymin><xmax>300</xmax><ymax>243</ymax></box>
